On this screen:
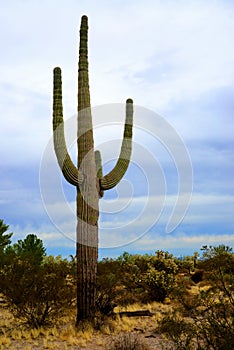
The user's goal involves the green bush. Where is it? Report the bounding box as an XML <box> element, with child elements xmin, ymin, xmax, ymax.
<box><xmin>143</xmin><ymin>266</ymin><xmax>175</xmax><ymax>302</ymax></box>
<box><xmin>0</xmin><ymin>255</ymin><xmax>75</xmax><ymax>328</ymax></box>
<box><xmin>96</xmin><ymin>258</ymin><xmax>121</xmax><ymax>313</ymax></box>
<box><xmin>141</xmin><ymin>251</ymin><xmax>178</xmax><ymax>302</ymax></box>
<box><xmin>158</xmin><ymin>245</ymin><xmax>234</xmax><ymax>350</ymax></box>
<box><xmin>97</xmin><ymin>250</ymin><xmax>179</xmax><ymax>306</ymax></box>
<box><xmin>159</xmin><ymin>289</ymin><xmax>234</xmax><ymax>350</ymax></box>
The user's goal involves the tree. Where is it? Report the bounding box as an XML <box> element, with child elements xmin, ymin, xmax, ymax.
<box><xmin>201</xmin><ymin>244</ymin><xmax>232</xmax><ymax>259</ymax></box>
<box><xmin>52</xmin><ymin>15</ymin><xmax>133</xmax><ymax>322</ymax></box>
<box><xmin>0</xmin><ymin>219</ymin><xmax>13</xmax><ymax>252</ymax></box>
<box><xmin>0</xmin><ymin>219</ymin><xmax>13</xmax><ymax>266</ymax></box>
<box><xmin>7</xmin><ymin>234</ymin><xmax>46</xmax><ymax>265</ymax></box>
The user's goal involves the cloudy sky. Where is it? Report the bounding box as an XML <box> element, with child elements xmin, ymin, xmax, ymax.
<box><xmin>1</xmin><ymin>0</ymin><xmax>234</xmax><ymax>259</ymax></box>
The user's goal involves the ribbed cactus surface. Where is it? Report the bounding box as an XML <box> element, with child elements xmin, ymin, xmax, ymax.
<box><xmin>53</xmin><ymin>15</ymin><xmax>133</xmax><ymax>321</ymax></box>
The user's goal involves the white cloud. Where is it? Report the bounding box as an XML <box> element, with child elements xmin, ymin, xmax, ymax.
<box><xmin>98</xmin><ymin>192</ymin><xmax>234</xmax><ymax>248</ymax></box>
<box><xmin>1</xmin><ymin>0</ymin><xmax>233</xmax><ymax>168</ymax></box>
<box><xmin>6</xmin><ymin>190</ymin><xmax>234</xmax><ymax>254</ymax></box>
<box><xmin>1</xmin><ymin>0</ymin><xmax>234</xmax><ymax>257</ymax></box>
<box><xmin>88</xmin><ymin>0</ymin><xmax>234</xmax><ymax>109</ymax></box>
<box><xmin>130</xmin><ymin>232</ymin><xmax>234</xmax><ymax>253</ymax></box>
<box><xmin>1</xmin><ymin>1</ymin><xmax>234</xmax><ymax>105</ymax></box>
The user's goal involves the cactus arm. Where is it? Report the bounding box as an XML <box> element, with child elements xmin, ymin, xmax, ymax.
<box><xmin>53</xmin><ymin>67</ymin><xmax>82</xmax><ymax>186</ymax></box>
<box><xmin>95</xmin><ymin>150</ymin><xmax>104</xmax><ymax>198</ymax></box>
<box><xmin>100</xmin><ymin>98</ymin><xmax>133</xmax><ymax>190</ymax></box>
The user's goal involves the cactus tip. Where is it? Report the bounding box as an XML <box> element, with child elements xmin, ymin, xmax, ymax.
<box><xmin>126</xmin><ymin>98</ymin><xmax>133</xmax><ymax>104</ymax></box>
<box><xmin>81</xmin><ymin>15</ymin><xmax>88</xmax><ymax>25</ymax></box>
<box><xmin>54</xmin><ymin>67</ymin><xmax>61</xmax><ymax>74</ymax></box>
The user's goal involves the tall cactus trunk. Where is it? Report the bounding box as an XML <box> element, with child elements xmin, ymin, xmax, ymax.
<box><xmin>52</xmin><ymin>15</ymin><xmax>133</xmax><ymax>323</ymax></box>
<box><xmin>76</xmin><ymin>15</ymin><xmax>99</xmax><ymax>322</ymax></box>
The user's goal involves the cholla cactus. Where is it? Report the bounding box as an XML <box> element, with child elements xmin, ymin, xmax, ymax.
<box><xmin>52</xmin><ymin>15</ymin><xmax>133</xmax><ymax>321</ymax></box>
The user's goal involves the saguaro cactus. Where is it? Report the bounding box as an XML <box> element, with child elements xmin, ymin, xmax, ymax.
<box><xmin>52</xmin><ymin>15</ymin><xmax>133</xmax><ymax>322</ymax></box>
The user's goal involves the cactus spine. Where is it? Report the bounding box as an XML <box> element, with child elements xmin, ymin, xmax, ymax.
<box><xmin>53</xmin><ymin>15</ymin><xmax>133</xmax><ymax>322</ymax></box>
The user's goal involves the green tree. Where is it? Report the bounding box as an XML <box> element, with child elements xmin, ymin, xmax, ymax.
<box><xmin>7</xmin><ymin>234</ymin><xmax>46</xmax><ymax>265</ymax></box>
<box><xmin>0</xmin><ymin>219</ymin><xmax>13</xmax><ymax>266</ymax></box>
<box><xmin>0</xmin><ymin>219</ymin><xmax>13</xmax><ymax>253</ymax></box>
<box><xmin>201</xmin><ymin>244</ymin><xmax>232</xmax><ymax>259</ymax></box>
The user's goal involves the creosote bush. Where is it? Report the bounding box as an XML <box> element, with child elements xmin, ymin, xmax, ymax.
<box><xmin>0</xmin><ymin>255</ymin><xmax>75</xmax><ymax>328</ymax></box>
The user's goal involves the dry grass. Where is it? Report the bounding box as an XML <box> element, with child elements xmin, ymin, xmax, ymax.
<box><xmin>0</xmin><ymin>301</ymin><xmax>171</xmax><ymax>349</ymax></box>
<box><xmin>106</xmin><ymin>333</ymin><xmax>150</xmax><ymax>350</ymax></box>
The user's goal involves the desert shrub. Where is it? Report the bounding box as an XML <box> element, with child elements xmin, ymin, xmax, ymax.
<box><xmin>97</xmin><ymin>258</ymin><xmax>122</xmax><ymax>289</ymax></box>
<box><xmin>115</xmin><ymin>250</ymin><xmax>179</xmax><ymax>304</ymax></box>
<box><xmin>195</xmin><ymin>246</ymin><xmax>234</xmax><ymax>349</ymax></box>
<box><xmin>97</xmin><ymin>258</ymin><xmax>121</xmax><ymax>293</ymax></box>
<box><xmin>117</xmin><ymin>252</ymin><xmax>149</xmax><ymax>292</ymax></box>
<box><xmin>95</xmin><ymin>290</ymin><xmax>117</xmax><ymax>316</ymax></box>
<box><xmin>97</xmin><ymin>258</ymin><xmax>121</xmax><ymax>314</ymax></box>
<box><xmin>141</xmin><ymin>251</ymin><xmax>178</xmax><ymax>302</ymax></box>
<box><xmin>199</xmin><ymin>245</ymin><xmax>234</xmax><ymax>291</ymax></box>
<box><xmin>97</xmin><ymin>251</ymin><xmax>179</xmax><ymax>306</ymax></box>
<box><xmin>159</xmin><ymin>289</ymin><xmax>234</xmax><ymax>350</ymax></box>
<box><xmin>107</xmin><ymin>333</ymin><xmax>149</xmax><ymax>350</ymax></box>
<box><xmin>97</xmin><ymin>255</ymin><xmax>147</xmax><ymax>307</ymax></box>
<box><xmin>171</xmin><ymin>273</ymin><xmax>201</xmax><ymax>316</ymax></box>
<box><xmin>178</xmin><ymin>256</ymin><xmax>194</xmax><ymax>275</ymax></box>
<box><xmin>0</xmin><ymin>255</ymin><xmax>75</xmax><ymax>328</ymax></box>
<box><xmin>158</xmin><ymin>313</ymin><xmax>196</xmax><ymax>350</ymax></box>
<box><xmin>143</xmin><ymin>266</ymin><xmax>175</xmax><ymax>302</ymax></box>
<box><xmin>197</xmin><ymin>289</ymin><xmax>234</xmax><ymax>350</ymax></box>
<box><xmin>159</xmin><ymin>245</ymin><xmax>234</xmax><ymax>350</ymax></box>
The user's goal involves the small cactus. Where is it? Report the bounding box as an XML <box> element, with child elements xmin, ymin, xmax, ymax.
<box><xmin>52</xmin><ymin>15</ymin><xmax>133</xmax><ymax>321</ymax></box>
